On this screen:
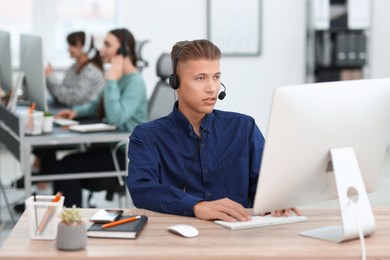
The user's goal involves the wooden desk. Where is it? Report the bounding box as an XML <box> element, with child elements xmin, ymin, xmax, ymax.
<box><xmin>1</xmin><ymin>208</ymin><xmax>389</xmax><ymax>259</ymax></box>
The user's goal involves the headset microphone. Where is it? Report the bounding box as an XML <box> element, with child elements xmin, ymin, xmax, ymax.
<box><xmin>218</xmin><ymin>82</ymin><xmax>227</xmax><ymax>100</ymax></box>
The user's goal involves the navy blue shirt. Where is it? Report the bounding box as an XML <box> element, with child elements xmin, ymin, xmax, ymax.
<box><xmin>126</xmin><ymin>102</ymin><xmax>265</xmax><ymax>216</ymax></box>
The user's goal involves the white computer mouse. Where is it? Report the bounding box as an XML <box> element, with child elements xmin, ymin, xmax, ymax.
<box><xmin>167</xmin><ymin>224</ymin><xmax>199</xmax><ymax>238</ymax></box>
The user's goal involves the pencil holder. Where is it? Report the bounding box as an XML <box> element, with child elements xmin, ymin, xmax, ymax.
<box><xmin>25</xmin><ymin>195</ymin><xmax>64</xmax><ymax>240</ymax></box>
<box><xmin>21</xmin><ymin>110</ymin><xmax>44</xmax><ymax>135</ymax></box>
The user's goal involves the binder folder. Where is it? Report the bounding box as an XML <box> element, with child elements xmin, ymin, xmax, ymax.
<box><xmin>335</xmin><ymin>32</ymin><xmax>347</xmax><ymax>67</ymax></box>
<box><xmin>356</xmin><ymin>33</ymin><xmax>366</xmax><ymax>66</ymax></box>
<box><xmin>346</xmin><ymin>32</ymin><xmax>357</xmax><ymax>67</ymax></box>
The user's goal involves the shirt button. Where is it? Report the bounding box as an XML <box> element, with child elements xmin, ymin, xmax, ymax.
<box><xmin>204</xmin><ymin>169</ymin><xmax>208</xmax><ymax>173</ymax></box>
<box><xmin>206</xmin><ymin>192</ymin><xmax>212</xmax><ymax>197</ymax></box>
<box><xmin>201</xmin><ymin>144</ymin><xmax>205</xmax><ymax>148</ymax></box>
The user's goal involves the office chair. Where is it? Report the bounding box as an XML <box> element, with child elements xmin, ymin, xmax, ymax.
<box><xmin>135</xmin><ymin>40</ymin><xmax>149</xmax><ymax>73</ymax></box>
<box><xmin>148</xmin><ymin>53</ymin><xmax>175</xmax><ymax>121</ymax></box>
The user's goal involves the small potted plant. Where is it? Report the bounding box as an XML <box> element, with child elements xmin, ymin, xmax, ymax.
<box><xmin>56</xmin><ymin>206</ymin><xmax>87</xmax><ymax>251</ymax></box>
<box><xmin>42</xmin><ymin>111</ymin><xmax>53</xmax><ymax>133</ymax></box>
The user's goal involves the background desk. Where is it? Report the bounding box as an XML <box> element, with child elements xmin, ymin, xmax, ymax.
<box><xmin>1</xmin><ymin>208</ymin><xmax>389</xmax><ymax>259</ymax></box>
<box><xmin>0</xmin><ymin>106</ymin><xmax>129</xmax><ymax>199</ymax></box>
<box><xmin>20</xmin><ymin>127</ymin><xmax>129</xmax><ymax>198</ymax></box>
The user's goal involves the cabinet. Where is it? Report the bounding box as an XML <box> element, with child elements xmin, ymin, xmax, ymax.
<box><xmin>306</xmin><ymin>0</ymin><xmax>371</xmax><ymax>83</ymax></box>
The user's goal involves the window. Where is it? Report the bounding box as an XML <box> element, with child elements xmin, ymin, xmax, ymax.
<box><xmin>0</xmin><ymin>0</ymin><xmax>122</xmax><ymax>67</ymax></box>
<box><xmin>0</xmin><ymin>0</ymin><xmax>33</xmax><ymax>60</ymax></box>
<box><xmin>53</xmin><ymin>0</ymin><xmax>121</xmax><ymax>61</ymax></box>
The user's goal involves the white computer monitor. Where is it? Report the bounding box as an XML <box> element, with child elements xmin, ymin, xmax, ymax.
<box><xmin>19</xmin><ymin>34</ymin><xmax>48</xmax><ymax>112</ymax></box>
<box><xmin>253</xmin><ymin>78</ymin><xmax>390</xmax><ymax>242</ymax></box>
<box><xmin>0</xmin><ymin>30</ymin><xmax>13</xmax><ymax>92</ymax></box>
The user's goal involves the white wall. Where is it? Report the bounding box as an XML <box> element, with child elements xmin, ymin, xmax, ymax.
<box><xmin>122</xmin><ymin>0</ymin><xmax>307</xmax><ymax>133</ymax></box>
<box><xmin>371</xmin><ymin>0</ymin><xmax>390</xmax><ymax>79</ymax></box>
<box><xmin>121</xmin><ymin>0</ymin><xmax>390</xmax><ymax>133</ymax></box>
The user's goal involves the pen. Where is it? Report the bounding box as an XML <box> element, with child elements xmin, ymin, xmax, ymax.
<box><xmin>32</xmin><ymin>192</ymin><xmax>38</xmax><ymax>232</ymax></box>
<box><xmin>102</xmin><ymin>215</ymin><xmax>141</xmax><ymax>229</ymax></box>
<box><xmin>35</xmin><ymin>191</ymin><xmax>62</xmax><ymax>235</ymax></box>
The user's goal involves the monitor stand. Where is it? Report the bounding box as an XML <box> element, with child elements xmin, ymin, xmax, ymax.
<box><xmin>299</xmin><ymin>146</ymin><xmax>376</xmax><ymax>243</ymax></box>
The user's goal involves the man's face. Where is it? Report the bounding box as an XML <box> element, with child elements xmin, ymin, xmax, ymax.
<box><xmin>176</xmin><ymin>58</ymin><xmax>221</xmax><ymax>120</ymax></box>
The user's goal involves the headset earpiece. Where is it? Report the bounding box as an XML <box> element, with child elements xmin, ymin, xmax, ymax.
<box><xmin>87</xmin><ymin>48</ymin><xmax>97</xmax><ymax>59</ymax></box>
<box><xmin>117</xmin><ymin>45</ymin><xmax>128</xmax><ymax>57</ymax></box>
<box><xmin>117</xmin><ymin>29</ymin><xmax>130</xmax><ymax>57</ymax></box>
<box><xmin>169</xmin><ymin>41</ymin><xmax>189</xmax><ymax>90</ymax></box>
<box><xmin>82</xmin><ymin>33</ymin><xmax>91</xmax><ymax>54</ymax></box>
<box><xmin>82</xmin><ymin>32</ymin><xmax>96</xmax><ymax>59</ymax></box>
<box><xmin>169</xmin><ymin>73</ymin><xmax>180</xmax><ymax>90</ymax></box>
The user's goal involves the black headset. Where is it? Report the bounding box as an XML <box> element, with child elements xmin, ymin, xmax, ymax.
<box><xmin>169</xmin><ymin>42</ymin><xmax>227</xmax><ymax>100</ymax></box>
<box><xmin>169</xmin><ymin>42</ymin><xmax>188</xmax><ymax>90</ymax></box>
<box><xmin>117</xmin><ymin>29</ymin><xmax>130</xmax><ymax>57</ymax></box>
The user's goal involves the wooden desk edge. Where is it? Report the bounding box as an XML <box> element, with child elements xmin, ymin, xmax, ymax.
<box><xmin>1</xmin><ymin>208</ymin><xmax>389</xmax><ymax>260</ymax></box>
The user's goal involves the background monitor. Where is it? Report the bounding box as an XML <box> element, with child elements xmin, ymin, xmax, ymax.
<box><xmin>253</xmin><ymin>78</ymin><xmax>390</xmax><ymax>242</ymax></box>
<box><xmin>19</xmin><ymin>34</ymin><xmax>48</xmax><ymax>112</ymax></box>
<box><xmin>0</xmin><ymin>30</ymin><xmax>13</xmax><ymax>92</ymax></box>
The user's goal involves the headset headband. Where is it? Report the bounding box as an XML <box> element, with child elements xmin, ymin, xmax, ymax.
<box><xmin>82</xmin><ymin>32</ymin><xmax>91</xmax><ymax>53</ymax></box>
<box><xmin>172</xmin><ymin>41</ymin><xmax>189</xmax><ymax>75</ymax></box>
<box><xmin>82</xmin><ymin>32</ymin><xmax>97</xmax><ymax>59</ymax></box>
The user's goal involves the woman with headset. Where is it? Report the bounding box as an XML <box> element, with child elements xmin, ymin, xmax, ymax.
<box><xmin>46</xmin><ymin>31</ymin><xmax>105</xmax><ymax>107</ymax></box>
<box><xmin>53</xmin><ymin>28</ymin><xmax>148</xmax><ymax>207</ymax></box>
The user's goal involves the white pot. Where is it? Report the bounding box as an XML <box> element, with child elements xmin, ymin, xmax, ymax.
<box><xmin>56</xmin><ymin>222</ymin><xmax>87</xmax><ymax>251</ymax></box>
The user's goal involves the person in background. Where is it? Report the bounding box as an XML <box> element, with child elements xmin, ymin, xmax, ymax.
<box><xmin>46</xmin><ymin>31</ymin><xmax>105</xmax><ymax>107</ymax></box>
<box><xmin>12</xmin><ymin>31</ymin><xmax>106</xmax><ymax>192</ymax></box>
<box><xmin>54</xmin><ymin>28</ymin><xmax>148</xmax><ymax>207</ymax></box>
<box><xmin>127</xmin><ymin>39</ymin><xmax>300</xmax><ymax>222</ymax></box>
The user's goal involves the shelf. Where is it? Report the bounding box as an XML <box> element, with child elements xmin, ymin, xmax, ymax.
<box><xmin>307</xmin><ymin>0</ymin><xmax>370</xmax><ymax>83</ymax></box>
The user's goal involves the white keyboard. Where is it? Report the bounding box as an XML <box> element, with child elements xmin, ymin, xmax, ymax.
<box><xmin>68</xmin><ymin>123</ymin><xmax>116</xmax><ymax>133</ymax></box>
<box><xmin>53</xmin><ymin>118</ymin><xmax>79</xmax><ymax>126</ymax></box>
<box><xmin>214</xmin><ymin>215</ymin><xmax>308</xmax><ymax>230</ymax></box>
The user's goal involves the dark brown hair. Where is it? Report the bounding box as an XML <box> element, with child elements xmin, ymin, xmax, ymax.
<box><xmin>170</xmin><ymin>39</ymin><xmax>221</xmax><ymax>71</ymax></box>
<box><xmin>67</xmin><ymin>31</ymin><xmax>103</xmax><ymax>73</ymax></box>
<box><xmin>109</xmin><ymin>28</ymin><xmax>137</xmax><ymax>67</ymax></box>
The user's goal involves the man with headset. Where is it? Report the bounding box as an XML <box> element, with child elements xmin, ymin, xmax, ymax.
<box><xmin>127</xmin><ymin>39</ymin><xmax>299</xmax><ymax>222</ymax></box>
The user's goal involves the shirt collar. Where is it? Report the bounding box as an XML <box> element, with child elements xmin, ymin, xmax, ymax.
<box><xmin>171</xmin><ymin>101</ymin><xmax>213</xmax><ymax>135</ymax></box>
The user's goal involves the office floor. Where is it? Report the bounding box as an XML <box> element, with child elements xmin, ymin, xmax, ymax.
<box><xmin>1</xmin><ymin>147</ymin><xmax>390</xmax><ymax>248</ymax></box>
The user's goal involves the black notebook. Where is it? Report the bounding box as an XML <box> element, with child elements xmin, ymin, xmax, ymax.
<box><xmin>87</xmin><ymin>215</ymin><xmax>148</xmax><ymax>239</ymax></box>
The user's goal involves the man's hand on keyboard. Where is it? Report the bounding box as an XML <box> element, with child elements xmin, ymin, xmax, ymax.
<box><xmin>194</xmin><ymin>198</ymin><xmax>251</xmax><ymax>222</ymax></box>
<box><xmin>261</xmin><ymin>207</ymin><xmax>301</xmax><ymax>217</ymax></box>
